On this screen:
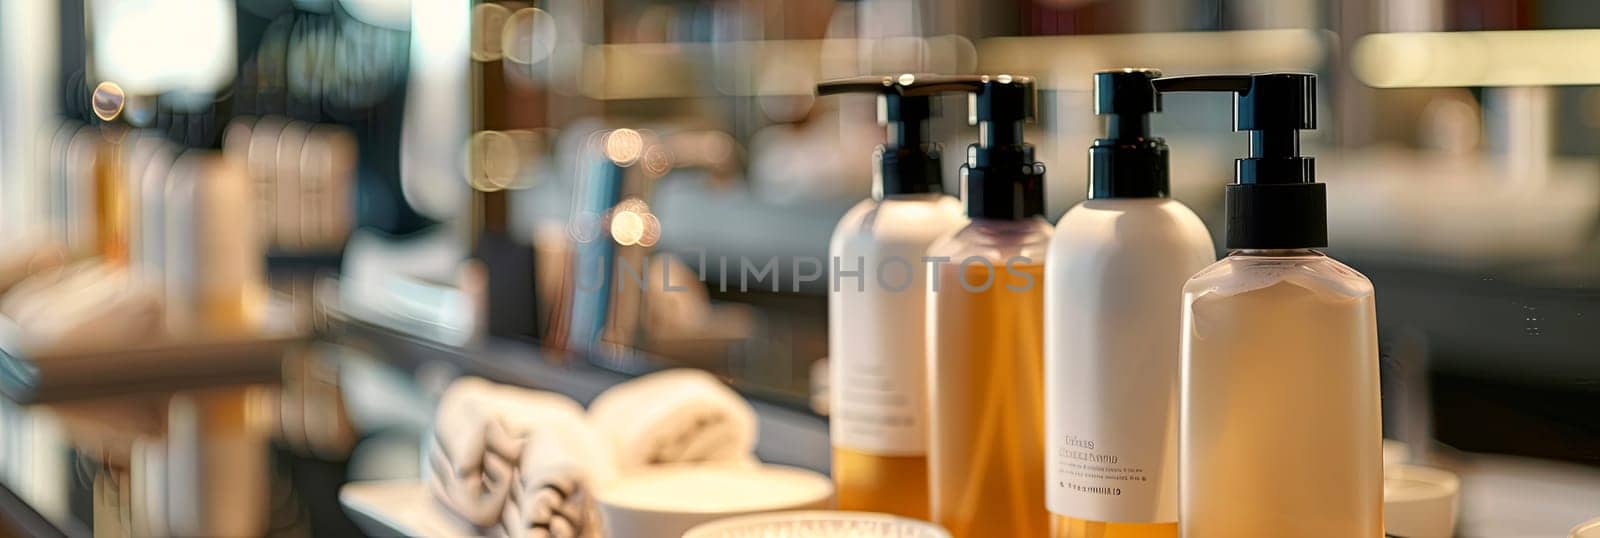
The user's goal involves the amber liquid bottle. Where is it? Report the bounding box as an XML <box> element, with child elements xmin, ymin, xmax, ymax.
<box><xmin>93</xmin><ymin>125</ymin><xmax>130</xmax><ymax>265</ymax></box>
<box><xmin>924</xmin><ymin>75</ymin><xmax>1050</xmax><ymax>538</ymax></box>
<box><xmin>1053</xmin><ymin>518</ymin><xmax>1179</xmax><ymax>538</ymax></box>
<box><xmin>832</xmin><ymin>450</ymin><xmax>930</xmax><ymax>518</ymax></box>
<box><xmin>927</xmin><ymin>218</ymin><xmax>1051</xmax><ymax>538</ymax></box>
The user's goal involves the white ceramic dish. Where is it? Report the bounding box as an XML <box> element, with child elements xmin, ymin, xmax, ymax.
<box><xmin>1384</xmin><ymin>464</ymin><xmax>1460</xmax><ymax>538</ymax></box>
<box><xmin>1383</xmin><ymin>439</ymin><xmax>1409</xmax><ymax>469</ymax></box>
<box><xmin>594</xmin><ymin>464</ymin><xmax>832</xmax><ymax>538</ymax></box>
<box><xmin>340</xmin><ymin>480</ymin><xmax>478</xmax><ymax>537</ymax></box>
<box><xmin>1571</xmin><ymin>516</ymin><xmax>1600</xmax><ymax>538</ymax></box>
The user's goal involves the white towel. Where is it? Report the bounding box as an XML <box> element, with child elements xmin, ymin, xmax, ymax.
<box><xmin>0</xmin><ymin>261</ymin><xmax>162</xmax><ymax>349</ymax></box>
<box><xmin>0</xmin><ymin>234</ymin><xmax>66</xmax><ymax>294</ymax></box>
<box><xmin>427</xmin><ymin>377</ymin><xmax>613</xmax><ymax>535</ymax></box>
<box><xmin>586</xmin><ymin>369</ymin><xmax>759</xmax><ymax>474</ymax></box>
<box><xmin>426</xmin><ymin>378</ymin><xmax>516</xmax><ymax>528</ymax></box>
<box><xmin>496</xmin><ymin>409</ymin><xmax>615</xmax><ymax>538</ymax></box>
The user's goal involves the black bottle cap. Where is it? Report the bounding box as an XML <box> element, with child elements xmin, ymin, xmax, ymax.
<box><xmin>960</xmin><ymin>75</ymin><xmax>1045</xmax><ymax>219</ymax></box>
<box><xmin>1090</xmin><ymin>69</ymin><xmax>1169</xmax><ymax>199</ymax></box>
<box><xmin>817</xmin><ymin>74</ymin><xmax>978</xmax><ymax>199</ymax></box>
<box><xmin>1152</xmin><ymin>72</ymin><xmax>1326</xmax><ymax>249</ymax></box>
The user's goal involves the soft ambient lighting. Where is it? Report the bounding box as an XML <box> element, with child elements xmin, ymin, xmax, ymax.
<box><xmin>93</xmin><ymin>0</ymin><xmax>236</xmax><ymax>99</ymax></box>
<box><xmin>637</xmin><ymin>213</ymin><xmax>661</xmax><ymax>247</ymax></box>
<box><xmin>641</xmin><ymin>145</ymin><xmax>672</xmax><ymax>178</ymax></box>
<box><xmin>337</xmin><ymin>0</ymin><xmax>411</xmax><ymax>31</ymax></box>
<box><xmin>610</xmin><ymin>210</ymin><xmax>645</xmax><ymax>246</ymax></box>
<box><xmin>977</xmin><ymin>30</ymin><xmax>1327</xmax><ymax>89</ymax></box>
<box><xmin>609</xmin><ymin>198</ymin><xmax>660</xmax><ymax>247</ymax></box>
<box><xmin>468</xmin><ymin>130</ymin><xmax>518</xmax><ymax>191</ymax></box>
<box><xmin>1353</xmin><ymin>30</ymin><xmax>1600</xmax><ymax>87</ymax></box>
<box><xmin>605</xmin><ymin>129</ymin><xmax>645</xmax><ymax>165</ymax></box>
<box><xmin>91</xmin><ymin>82</ymin><xmax>126</xmax><ymax>122</ymax></box>
<box><xmin>579</xmin><ymin>37</ymin><xmax>976</xmax><ymax>100</ymax></box>
<box><xmin>401</xmin><ymin>0</ymin><xmax>470</xmax><ymax>220</ymax></box>
<box><xmin>470</xmin><ymin>3</ymin><xmax>510</xmax><ymax>62</ymax></box>
<box><xmin>503</xmin><ymin>7</ymin><xmax>559</xmax><ymax>65</ymax></box>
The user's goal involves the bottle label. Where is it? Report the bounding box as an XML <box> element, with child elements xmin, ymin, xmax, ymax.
<box><xmin>1045</xmin><ymin>268</ymin><xmax>1184</xmax><ymax>523</ymax></box>
<box><xmin>828</xmin><ymin>249</ymin><xmax>932</xmax><ymax>456</ymax></box>
<box><xmin>830</xmin><ymin>348</ymin><xmax>926</xmax><ymax>454</ymax></box>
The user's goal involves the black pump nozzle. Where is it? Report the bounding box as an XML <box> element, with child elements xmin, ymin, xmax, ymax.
<box><xmin>1153</xmin><ymin>73</ymin><xmax>1316</xmax><ymax>185</ymax></box>
<box><xmin>1153</xmin><ymin>72</ymin><xmax>1325</xmax><ymax>249</ymax></box>
<box><xmin>817</xmin><ymin>74</ymin><xmax>1045</xmax><ymax>218</ymax></box>
<box><xmin>817</xmin><ymin>74</ymin><xmax>978</xmax><ymax>199</ymax></box>
<box><xmin>1090</xmin><ymin>68</ymin><xmax>1168</xmax><ymax>199</ymax></box>
<box><xmin>961</xmin><ymin>75</ymin><xmax>1045</xmax><ymax>220</ymax></box>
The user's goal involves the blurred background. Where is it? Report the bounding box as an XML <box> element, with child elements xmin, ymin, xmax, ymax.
<box><xmin>0</xmin><ymin>0</ymin><xmax>1598</xmax><ymax>536</ymax></box>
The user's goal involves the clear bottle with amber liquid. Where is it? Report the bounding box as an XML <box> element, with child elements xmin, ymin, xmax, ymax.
<box><xmin>90</xmin><ymin>82</ymin><xmax>132</xmax><ymax>266</ymax></box>
<box><xmin>925</xmin><ymin>75</ymin><xmax>1052</xmax><ymax>538</ymax></box>
<box><xmin>816</xmin><ymin>75</ymin><xmax>968</xmax><ymax>518</ymax></box>
<box><xmin>928</xmin><ymin>218</ymin><xmax>1050</xmax><ymax>538</ymax></box>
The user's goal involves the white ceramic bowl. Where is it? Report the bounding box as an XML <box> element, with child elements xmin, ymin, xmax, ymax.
<box><xmin>1571</xmin><ymin>516</ymin><xmax>1600</xmax><ymax>538</ymax></box>
<box><xmin>1384</xmin><ymin>464</ymin><xmax>1460</xmax><ymax>538</ymax></box>
<box><xmin>684</xmin><ymin>511</ymin><xmax>950</xmax><ymax>538</ymax></box>
<box><xmin>594</xmin><ymin>464</ymin><xmax>833</xmax><ymax>538</ymax></box>
<box><xmin>1383</xmin><ymin>439</ymin><xmax>1409</xmax><ymax>469</ymax></box>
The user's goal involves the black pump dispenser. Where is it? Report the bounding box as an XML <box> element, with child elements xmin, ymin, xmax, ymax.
<box><xmin>817</xmin><ymin>74</ymin><xmax>978</xmax><ymax>199</ymax></box>
<box><xmin>960</xmin><ymin>75</ymin><xmax>1045</xmax><ymax>219</ymax></box>
<box><xmin>1090</xmin><ymin>69</ymin><xmax>1169</xmax><ymax>199</ymax></box>
<box><xmin>1152</xmin><ymin>72</ymin><xmax>1326</xmax><ymax>249</ymax></box>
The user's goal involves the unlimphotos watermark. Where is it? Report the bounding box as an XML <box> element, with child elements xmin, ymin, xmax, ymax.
<box><xmin>573</xmin><ymin>250</ymin><xmax>1038</xmax><ymax>293</ymax></box>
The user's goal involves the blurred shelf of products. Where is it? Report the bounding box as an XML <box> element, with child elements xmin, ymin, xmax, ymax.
<box><xmin>0</xmin><ymin>0</ymin><xmax>1597</xmax><ymax>537</ymax></box>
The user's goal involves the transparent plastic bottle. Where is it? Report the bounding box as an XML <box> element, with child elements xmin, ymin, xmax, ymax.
<box><xmin>927</xmin><ymin>217</ymin><xmax>1052</xmax><ymax>538</ymax></box>
<box><xmin>1179</xmin><ymin>249</ymin><xmax>1383</xmax><ymax>537</ymax></box>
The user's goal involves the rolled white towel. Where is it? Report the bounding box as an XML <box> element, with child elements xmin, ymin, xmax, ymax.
<box><xmin>586</xmin><ymin>369</ymin><xmax>758</xmax><ymax>474</ymax></box>
<box><xmin>1</xmin><ymin>260</ymin><xmax>111</xmax><ymax>321</ymax></box>
<box><xmin>496</xmin><ymin>409</ymin><xmax>615</xmax><ymax>538</ymax></box>
<box><xmin>426</xmin><ymin>378</ymin><xmax>517</xmax><ymax>528</ymax></box>
<box><xmin>427</xmin><ymin>377</ymin><xmax>609</xmax><ymax>535</ymax></box>
<box><xmin>0</xmin><ymin>261</ymin><xmax>162</xmax><ymax>349</ymax></box>
<box><xmin>0</xmin><ymin>234</ymin><xmax>66</xmax><ymax>294</ymax></box>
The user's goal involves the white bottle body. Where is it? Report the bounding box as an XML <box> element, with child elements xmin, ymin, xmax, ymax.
<box><xmin>828</xmin><ymin>195</ymin><xmax>966</xmax><ymax>454</ymax></box>
<box><xmin>1179</xmin><ymin>251</ymin><xmax>1383</xmax><ymax>537</ymax></box>
<box><xmin>1044</xmin><ymin>198</ymin><xmax>1214</xmax><ymax>524</ymax></box>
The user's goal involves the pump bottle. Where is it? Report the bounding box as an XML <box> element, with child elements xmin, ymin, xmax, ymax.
<box><xmin>925</xmin><ymin>75</ymin><xmax>1052</xmax><ymax>538</ymax></box>
<box><xmin>1155</xmin><ymin>73</ymin><xmax>1383</xmax><ymax>537</ymax></box>
<box><xmin>817</xmin><ymin>75</ymin><xmax>968</xmax><ymax>519</ymax></box>
<box><xmin>1045</xmin><ymin>69</ymin><xmax>1213</xmax><ymax>538</ymax></box>
<box><xmin>91</xmin><ymin>82</ymin><xmax>131</xmax><ymax>266</ymax></box>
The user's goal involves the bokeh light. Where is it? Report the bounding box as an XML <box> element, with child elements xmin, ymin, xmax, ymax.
<box><xmin>471</xmin><ymin>3</ymin><xmax>512</xmax><ymax>62</ymax></box>
<box><xmin>610</xmin><ymin>209</ymin><xmax>645</xmax><ymax>246</ymax></box>
<box><xmin>503</xmin><ymin>7</ymin><xmax>560</xmax><ymax>66</ymax></box>
<box><xmin>468</xmin><ymin>130</ymin><xmax>520</xmax><ymax>191</ymax></box>
<box><xmin>604</xmin><ymin>128</ymin><xmax>645</xmax><ymax>166</ymax></box>
<box><xmin>91</xmin><ymin>82</ymin><xmax>125</xmax><ymax>122</ymax></box>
